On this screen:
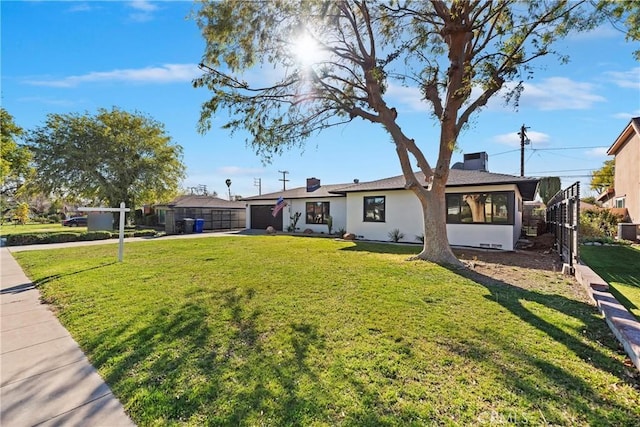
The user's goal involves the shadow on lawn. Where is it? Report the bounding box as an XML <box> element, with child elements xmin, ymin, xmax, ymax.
<box><xmin>447</xmin><ymin>265</ymin><xmax>640</xmax><ymax>423</ymax></box>
<box><xmin>32</xmin><ymin>262</ymin><xmax>117</xmax><ymax>287</ymax></box>
<box><xmin>83</xmin><ymin>286</ymin><xmax>329</xmax><ymax>425</ymax></box>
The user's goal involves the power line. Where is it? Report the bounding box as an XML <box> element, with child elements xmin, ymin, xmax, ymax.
<box><xmin>527</xmin><ymin>168</ymin><xmax>597</xmax><ymax>173</ymax></box>
<box><xmin>489</xmin><ymin>145</ymin><xmax>608</xmax><ymax>157</ymax></box>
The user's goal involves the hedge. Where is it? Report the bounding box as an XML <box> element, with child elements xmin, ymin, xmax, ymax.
<box><xmin>4</xmin><ymin>229</ymin><xmax>159</xmax><ymax>246</ymax></box>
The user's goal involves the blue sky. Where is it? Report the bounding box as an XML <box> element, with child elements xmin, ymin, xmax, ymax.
<box><xmin>2</xmin><ymin>1</ymin><xmax>639</xmax><ymax>199</ymax></box>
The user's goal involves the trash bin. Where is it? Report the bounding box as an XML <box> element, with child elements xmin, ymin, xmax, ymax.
<box><xmin>194</xmin><ymin>218</ymin><xmax>205</xmax><ymax>233</ymax></box>
<box><xmin>183</xmin><ymin>218</ymin><xmax>195</xmax><ymax>234</ymax></box>
<box><xmin>175</xmin><ymin>219</ymin><xmax>185</xmax><ymax>234</ymax></box>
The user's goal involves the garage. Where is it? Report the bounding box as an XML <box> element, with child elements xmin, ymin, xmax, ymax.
<box><xmin>250</xmin><ymin>205</ymin><xmax>283</xmax><ymax>230</ymax></box>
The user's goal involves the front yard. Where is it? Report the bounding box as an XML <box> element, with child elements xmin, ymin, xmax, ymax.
<box><xmin>14</xmin><ymin>236</ymin><xmax>640</xmax><ymax>425</ymax></box>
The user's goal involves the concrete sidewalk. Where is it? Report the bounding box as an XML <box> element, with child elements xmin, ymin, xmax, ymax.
<box><xmin>0</xmin><ymin>248</ymin><xmax>134</xmax><ymax>426</ymax></box>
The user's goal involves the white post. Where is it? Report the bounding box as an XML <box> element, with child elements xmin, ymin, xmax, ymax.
<box><xmin>118</xmin><ymin>201</ymin><xmax>126</xmax><ymax>262</ymax></box>
<box><xmin>79</xmin><ymin>202</ymin><xmax>131</xmax><ymax>262</ymax></box>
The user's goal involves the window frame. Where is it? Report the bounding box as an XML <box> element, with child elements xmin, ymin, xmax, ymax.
<box><xmin>363</xmin><ymin>196</ymin><xmax>386</xmax><ymax>223</ymax></box>
<box><xmin>446</xmin><ymin>191</ymin><xmax>515</xmax><ymax>225</ymax></box>
<box><xmin>305</xmin><ymin>201</ymin><xmax>330</xmax><ymax>224</ymax></box>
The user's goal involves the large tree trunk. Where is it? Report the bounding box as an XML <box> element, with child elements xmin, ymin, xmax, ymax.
<box><xmin>410</xmin><ymin>180</ymin><xmax>462</xmax><ymax>266</ymax></box>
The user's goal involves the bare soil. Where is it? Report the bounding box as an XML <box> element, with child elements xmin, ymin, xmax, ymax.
<box><xmin>453</xmin><ymin>233</ymin><xmax>591</xmax><ymax>303</ymax></box>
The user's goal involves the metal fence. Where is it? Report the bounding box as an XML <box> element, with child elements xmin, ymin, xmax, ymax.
<box><xmin>546</xmin><ymin>182</ymin><xmax>580</xmax><ymax>267</ymax></box>
<box><xmin>176</xmin><ymin>208</ymin><xmax>246</xmax><ymax>230</ymax></box>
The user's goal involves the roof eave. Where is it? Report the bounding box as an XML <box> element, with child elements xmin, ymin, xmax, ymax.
<box><xmin>607</xmin><ymin>117</ymin><xmax>640</xmax><ymax>155</ymax></box>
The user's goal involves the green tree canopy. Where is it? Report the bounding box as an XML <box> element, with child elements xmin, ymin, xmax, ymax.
<box><xmin>590</xmin><ymin>159</ymin><xmax>614</xmax><ymax>194</ymax></box>
<box><xmin>1</xmin><ymin>108</ymin><xmax>32</xmax><ymax>194</ymax></box>
<box><xmin>194</xmin><ymin>0</ymin><xmax>600</xmax><ymax>264</ymax></box>
<box><xmin>537</xmin><ymin>176</ymin><xmax>562</xmax><ymax>205</ymax></box>
<box><xmin>25</xmin><ymin>107</ymin><xmax>186</xmax><ymax>210</ymax></box>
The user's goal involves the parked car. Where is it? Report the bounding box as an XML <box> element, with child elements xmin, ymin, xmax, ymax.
<box><xmin>62</xmin><ymin>217</ymin><xmax>87</xmax><ymax>227</ymax></box>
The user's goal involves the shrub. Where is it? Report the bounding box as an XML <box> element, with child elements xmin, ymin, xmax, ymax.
<box><xmin>579</xmin><ymin>209</ymin><xmax>624</xmax><ymax>242</ymax></box>
<box><xmin>336</xmin><ymin>227</ymin><xmax>347</xmax><ymax>237</ymax></box>
<box><xmin>6</xmin><ymin>233</ymin><xmax>49</xmax><ymax>246</ymax></box>
<box><xmin>49</xmin><ymin>232</ymin><xmax>82</xmax><ymax>243</ymax></box>
<box><xmin>415</xmin><ymin>234</ymin><xmax>424</xmax><ymax>243</ymax></box>
<box><xmin>133</xmin><ymin>230</ymin><xmax>157</xmax><ymax>237</ymax></box>
<box><xmin>48</xmin><ymin>213</ymin><xmax>64</xmax><ymax>223</ymax></box>
<box><xmin>388</xmin><ymin>228</ymin><xmax>405</xmax><ymax>243</ymax></box>
<box><xmin>80</xmin><ymin>231</ymin><xmax>113</xmax><ymax>241</ymax></box>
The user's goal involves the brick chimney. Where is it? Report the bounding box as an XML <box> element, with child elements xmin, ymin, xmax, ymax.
<box><xmin>306</xmin><ymin>177</ymin><xmax>320</xmax><ymax>192</ymax></box>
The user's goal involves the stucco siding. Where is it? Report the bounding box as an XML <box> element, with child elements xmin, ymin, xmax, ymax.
<box><xmin>245</xmin><ymin>198</ymin><xmax>346</xmax><ymax>233</ymax></box>
<box><xmin>614</xmin><ymin>133</ymin><xmax>640</xmax><ymax>223</ymax></box>
<box><xmin>346</xmin><ymin>185</ymin><xmax>521</xmax><ymax>249</ymax></box>
<box><xmin>447</xmin><ymin>224</ymin><xmax>515</xmax><ymax>250</ymax></box>
<box><xmin>287</xmin><ymin>198</ymin><xmax>346</xmax><ymax>233</ymax></box>
<box><xmin>346</xmin><ymin>190</ymin><xmax>423</xmax><ymax>242</ymax></box>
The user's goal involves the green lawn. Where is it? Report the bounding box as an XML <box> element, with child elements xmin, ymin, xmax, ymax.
<box><xmin>14</xmin><ymin>236</ymin><xmax>640</xmax><ymax>426</ymax></box>
<box><xmin>0</xmin><ymin>222</ymin><xmax>84</xmax><ymax>236</ymax></box>
<box><xmin>581</xmin><ymin>245</ymin><xmax>640</xmax><ymax>320</ymax></box>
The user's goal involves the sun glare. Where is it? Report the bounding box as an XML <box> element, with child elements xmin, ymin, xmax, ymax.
<box><xmin>292</xmin><ymin>33</ymin><xmax>320</xmax><ymax>66</ymax></box>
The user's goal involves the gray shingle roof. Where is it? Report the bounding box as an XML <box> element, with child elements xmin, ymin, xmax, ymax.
<box><xmin>241</xmin><ymin>183</ymin><xmax>351</xmax><ymax>201</ymax></box>
<box><xmin>331</xmin><ymin>170</ymin><xmax>539</xmax><ymax>200</ymax></box>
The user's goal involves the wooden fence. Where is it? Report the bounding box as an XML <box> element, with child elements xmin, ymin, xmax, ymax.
<box><xmin>546</xmin><ymin>182</ymin><xmax>580</xmax><ymax>267</ymax></box>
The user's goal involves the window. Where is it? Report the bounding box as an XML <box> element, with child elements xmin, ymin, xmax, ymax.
<box><xmin>306</xmin><ymin>201</ymin><xmax>330</xmax><ymax>224</ymax></box>
<box><xmin>157</xmin><ymin>209</ymin><xmax>166</xmax><ymax>225</ymax></box>
<box><xmin>615</xmin><ymin>197</ymin><xmax>626</xmax><ymax>208</ymax></box>
<box><xmin>363</xmin><ymin>196</ymin><xmax>385</xmax><ymax>222</ymax></box>
<box><xmin>446</xmin><ymin>192</ymin><xmax>514</xmax><ymax>225</ymax></box>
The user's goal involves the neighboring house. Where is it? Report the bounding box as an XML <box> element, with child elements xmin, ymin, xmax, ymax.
<box><xmin>598</xmin><ymin>117</ymin><xmax>639</xmax><ymax>223</ymax></box>
<box><xmin>242</xmin><ymin>178</ymin><xmax>348</xmax><ymax>233</ymax></box>
<box><xmin>156</xmin><ymin>195</ymin><xmax>246</xmax><ymax>234</ymax></box>
<box><xmin>243</xmin><ymin>153</ymin><xmax>539</xmax><ymax>251</ymax></box>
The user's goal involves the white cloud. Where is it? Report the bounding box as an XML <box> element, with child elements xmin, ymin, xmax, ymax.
<box><xmin>612</xmin><ymin>110</ymin><xmax>640</xmax><ymax>120</ymax></box>
<box><xmin>586</xmin><ymin>147</ymin><xmax>609</xmax><ymax>157</ymax></box>
<box><xmin>385</xmin><ymin>84</ymin><xmax>430</xmax><ymax>113</ymax></box>
<box><xmin>67</xmin><ymin>3</ymin><xmax>92</xmax><ymax>13</ymax></box>
<box><xmin>127</xmin><ymin>0</ymin><xmax>159</xmax><ymax>22</ymax></box>
<box><xmin>17</xmin><ymin>96</ymin><xmax>81</xmax><ymax>107</ymax></box>
<box><xmin>517</xmin><ymin>78</ymin><xmax>606</xmax><ymax>110</ymax></box>
<box><xmin>128</xmin><ymin>0</ymin><xmax>158</xmax><ymax>12</ymax></box>
<box><xmin>568</xmin><ymin>25</ymin><xmax>620</xmax><ymax>41</ymax></box>
<box><xmin>604</xmin><ymin>67</ymin><xmax>640</xmax><ymax>89</ymax></box>
<box><xmin>386</xmin><ymin>76</ymin><xmax>606</xmax><ymax>114</ymax></box>
<box><xmin>493</xmin><ymin>130</ymin><xmax>551</xmax><ymax>147</ymax></box>
<box><xmin>26</xmin><ymin>64</ymin><xmax>201</xmax><ymax>87</ymax></box>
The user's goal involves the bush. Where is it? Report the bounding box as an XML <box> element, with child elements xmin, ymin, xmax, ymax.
<box><xmin>49</xmin><ymin>232</ymin><xmax>82</xmax><ymax>243</ymax></box>
<box><xmin>80</xmin><ymin>231</ymin><xmax>113</xmax><ymax>241</ymax></box>
<box><xmin>133</xmin><ymin>230</ymin><xmax>157</xmax><ymax>237</ymax></box>
<box><xmin>6</xmin><ymin>233</ymin><xmax>48</xmax><ymax>246</ymax></box>
<box><xmin>48</xmin><ymin>213</ymin><xmax>64</xmax><ymax>223</ymax></box>
<box><xmin>579</xmin><ymin>209</ymin><xmax>625</xmax><ymax>242</ymax></box>
<box><xmin>388</xmin><ymin>228</ymin><xmax>405</xmax><ymax>243</ymax></box>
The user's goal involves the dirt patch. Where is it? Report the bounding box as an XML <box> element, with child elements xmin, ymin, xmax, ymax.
<box><xmin>453</xmin><ymin>234</ymin><xmax>591</xmax><ymax>303</ymax></box>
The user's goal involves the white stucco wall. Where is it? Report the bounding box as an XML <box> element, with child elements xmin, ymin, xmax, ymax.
<box><xmin>346</xmin><ymin>184</ymin><xmax>524</xmax><ymax>250</ymax></box>
<box><xmin>245</xmin><ymin>198</ymin><xmax>346</xmax><ymax>233</ymax></box>
<box><xmin>345</xmin><ymin>190</ymin><xmax>423</xmax><ymax>243</ymax></box>
<box><xmin>287</xmin><ymin>198</ymin><xmax>347</xmax><ymax>233</ymax></box>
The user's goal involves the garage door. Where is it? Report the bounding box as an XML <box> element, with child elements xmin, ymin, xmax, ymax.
<box><xmin>250</xmin><ymin>205</ymin><xmax>283</xmax><ymax>230</ymax></box>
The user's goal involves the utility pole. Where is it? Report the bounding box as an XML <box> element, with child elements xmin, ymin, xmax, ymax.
<box><xmin>518</xmin><ymin>124</ymin><xmax>530</xmax><ymax>177</ymax></box>
<box><xmin>254</xmin><ymin>178</ymin><xmax>262</xmax><ymax>195</ymax></box>
<box><xmin>278</xmin><ymin>170</ymin><xmax>289</xmax><ymax>191</ymax></box>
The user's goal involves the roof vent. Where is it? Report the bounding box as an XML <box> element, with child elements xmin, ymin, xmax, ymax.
<box><xmin>353</xmin><ymin>179</ymin><xmax>359</xmax><ymax>184</ymax></box>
